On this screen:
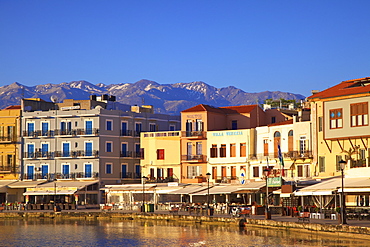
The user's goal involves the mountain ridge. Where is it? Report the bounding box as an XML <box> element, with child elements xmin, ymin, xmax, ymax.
<box><xmin>0</xmin><ymin>80</ymin><xmax>306</xmax><ymax>115</ymax></box>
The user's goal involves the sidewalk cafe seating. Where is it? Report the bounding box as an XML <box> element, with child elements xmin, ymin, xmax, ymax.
<box><xmin>298</xmin><ymin>212</ymin><xmax>310</xmax><ymax>222</ymax></box>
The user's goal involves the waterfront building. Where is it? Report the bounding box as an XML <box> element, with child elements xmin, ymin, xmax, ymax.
<box><xmin>308</xmin><ymin>77</ymin><xmax>370</xmax><ymax>178</ymax></box>
<box><xmin>0</xmin><ymin>105</ymin><xmax>21</xmax><ymax>203</ymax></box>
<box><xmin>20</xmin><ymin>95</ymin><xmax>180</xmax><ymax>205</ymax></box>
<box><xmin>180</xmin><ymin>104</ymin><xmax>293</xmax><ymax>184</ymax></box>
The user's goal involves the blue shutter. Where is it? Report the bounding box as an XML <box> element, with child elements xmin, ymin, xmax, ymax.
<box><xmin>27</xmin><ymin>165</ymin><xmax>34</xmax><ymax>179</ymax></box>
<box><xmin>85</xmin><ymin>164</ymin><xmax>92</xmax><ymax>178</ymax></box>
<box><xmin>121</xmin><ymin>164</ymin><xmax>127</xmax><ymax>178</ymax></box>
<box><xmin>63</xmin><ymin>143</ymin><xmax>70</xmax><ymax>157</ymax></box>
<box><xmin>41</xmin><ymin>165</ymin><xmax>48</xmax><ymax>179</ymax></box>
<box><xmin>85</xmin><ymin>121</ymin><xmax>92</xmax><ymax>135</ymax></box>
<box><xmin>85</xmin><ymin>142</ymin><xmax>93</xmax><ymax>156</ymax></box>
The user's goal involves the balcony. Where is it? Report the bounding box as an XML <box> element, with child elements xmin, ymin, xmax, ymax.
<box><xmin>23</xmin><ymin>152</ymin><xmax>54</xmax><ymax>159</ymax></box>
<box><xmin>0</xmin><ymin>165</ymin><xmax>18</xmax><ymax>173</ymax></box>
<box><xmin>54</xmin><ymin>129</ymin><xmax>76</xmax><ymax>136</ymax></box>
<box><xmin>54</xmin><ymin>151</ymin><xmax>76</xmax><ymax>158</ymax></box>
<box><xmin>24</xmin><ymin>172</ymin><xmax>99</xmax><ymax>180</ymax></box>
<box><xmin>181</xmin><ymin>154</ymin><xmax>207</xmax><ymax>162</ymax></box>
<box><xmin>120</xmin><ymin>172</ymin><xmax>142</xmax><ymax>179</ymax></box>
<box><xmin>182</xmin><ymin>131</ymin><xmax>206</xmax><ymax>139</ymax></box>
<box><xmin>120</xmin><ymin>151</ymin><xmax>133</xmax><ymax>158</ymax></box>
<box><xmin>214</xmin><ymin>176</ymin><xmax>239</xmax><ymax>184</ymax></box>
<box><xmin>76</xmin><ymin>128</ymin><xmax>99</xmax><ymax>136</ymax></box>
<box><xmin>0</xmin><ymin>135</ymin><xmax>17</xmax><ymax>143</ymax></box>
<box><xmin>120</xmin><ymin>130</ymin><xmax>133</xmax><ymax>137</ymax></box>
<box><xmin>75</xmin><ymin>150</ymin><xmax>99</xmax><ymax>158</ymax></box>
<box><xmin>283</xmin><ymin>151</ymin><xmax>313</xmax><ymax>159</ymax></box>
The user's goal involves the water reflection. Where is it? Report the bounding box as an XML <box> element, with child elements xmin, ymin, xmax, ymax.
<box><xmin>0</xmin><ymin>219</ymin><xmax>367</xmax><ymax>246</ymax></box>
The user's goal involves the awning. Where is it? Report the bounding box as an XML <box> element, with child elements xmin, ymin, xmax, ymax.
<box><xmin>23</xmin><ymin>180</ymin><xmax>99</xmax><ymax>196</ymax></box>
<box><xmin>272</xmin><ymin>189</ymin><xmax>292</xmax><ymax>198</ymax></box>
<box><xmin>234</xmin><ymin>181</ymin><xmax>265</xmax><ymax>193</ymax></box>
<box><xmin>192</xmin><ymin>186</ymin><xmax>243</xmax><ymax>196</ymax></box>
<box><xmin>102</xmin><ymin>184</ymin><xmax>156</xmax><ymax>192</ymax></box>
<box><xmin>338</xmin><ymin>188</ymin><xmax>370</xmax><ymax>193</ymax></box>
<box><xmin>0</xmin><ymin>180</ymin><xmax>17</xmax><ymax>193</ymax></box>
<box><xmin>24</xmin><ymin>190</ymin><xmax>77</xmax><ymax>195</ymax></box>
<box><xmin>168</xmin><ymin>185</ymin><xmax>207</xmax><ymax>195</ymax></box>
<box><xmin>294</xmin><ymin>190</ymin><xmax>334</xmax><ymax>196</ymax></box>
<box><xmin>8</xmin><ymin>180</ymin><xmax>45</xmax><ymax>189</ymax></box>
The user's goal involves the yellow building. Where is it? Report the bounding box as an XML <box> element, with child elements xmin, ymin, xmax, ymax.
<box><xmin>308</xmin><ymin>77</ymin><xmax>370</xmax><ymax>178</ymax></box>
<box><xmin>0</xmin><ymin>105</ymin><xmax>21</xmax><ymax>180</ymax></box>
<box><xmin>140</xmin><ymin>131</ymin><xmax>181</xmax><ymax>182</ymax></box>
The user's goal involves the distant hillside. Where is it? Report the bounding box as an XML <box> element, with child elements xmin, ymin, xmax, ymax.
<box><xmin>0</xmin><ymin>80</ymin><xmax>305</xmax><ymax>115</ymax></box>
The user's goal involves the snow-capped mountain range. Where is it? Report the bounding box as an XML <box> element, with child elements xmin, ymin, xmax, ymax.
<box><xmin>0</xmin><ymin>80</ymin><xmax>305</xmax><ymax>115</ymax></box>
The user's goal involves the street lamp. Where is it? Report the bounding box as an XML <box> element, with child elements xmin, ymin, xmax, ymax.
<box><xmin>206</xmin><ymin>172</ymin><xmax>211</xmax><ymax>208</ymax></box>
<box><xmin>263</xmin><ymin>168</ymin><xmax>271</xmax><ymax>220</ymax></box>
<box><xmin>339</xmin><ymin>159</ymin><xmax>347</xmax><ymax>224</ymax></box>
<box><xmin>142</xmin><ymin>176</ymin><xmax>147</xmax><ymax>213</ymax></box>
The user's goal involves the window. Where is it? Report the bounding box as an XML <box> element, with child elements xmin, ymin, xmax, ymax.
<box><xmin>27</xmin><ymin>122</ymin><xmax>35</xmax><ymax>136</ymax></box>
<box><xmin>297</xmin><ymin>165</ymin><xmax>303</xmax><ymax>177</ymax></box>
<box><xmin>318</xmin><ymin>117</ymin><xmax>323</xmax><ymax>132</ymax></box>
<box><xmin>219</xmin><ymin>144</ymin><xmax>226</xmax><ymax>158</ymax></box>
<box><xmin>121</xmin><ymin>121</ymin><xmax>128</xmax><ymax>136</ymax></box>
<box><xmin>7</xmin><ymin>154</ymin><xmax>14</xmax><ymax>166</ymax></box>
<box><xmin>27</xmin><ymin>165</ymin><xmax>34</xmax><ymax>180</ymax></box>
<box><xmin>288</xmin><ymin>130</ymin><xmax>294</xmax><ymax>152</ymax></box>
<box><xmin>335</xmin><ymin>155</ymin><xmax>342</xmax><ymax>172</ymax></box>
<box><xmin>230</xmin><ymin>143</ymin><xmax>236</xmax><ymax>157</ymax></box>
<box><xmin>135</xmin><ymin>164</ymin><xmax>141</xmax><ymax>178</ymax></box>
<box><xmin>41</xmin><ymin>122</ymin><xmax>49</xmax><ymax>136</ymax></box>
<box><xmin>351</xmin><ymin>102</ymin><xmax>368</xmax><ymax>127</ymax></box>
<box><xmin>41</xmin><ymin>143</ymin><xmax>49</xmax><ymax>158</ymax></box>
<box><xmin>85</xmin><ymin>142</ymin><xmax>93</xmax><ymax>156</ymax></box>
<box><xmin>135</xmin><ymin>144</ymin><xmax>141</xmax><ymax>158</ymax></box>
<box><xmin>27</xmin><ymin>144</ymin><xmax>35</xmax><ymax>158</ymax></box>
<box><xmin>62</xmin><ymin>142</ymin><xmax>70</xmax><ymax>157</ymax></box>
<box><xmin>210</xmin><ymin>144</ymin><xmax>218</xmax><ymax>158</ymax></box>
<box><xmin>121</xmin><ymin>164</ymin><xmax>127</xmax><ymax>178</ymax></box>
<box><xmin>106</xmin><ymin>142</ymin><xmax>113</xmax><ymax>152</ymax></box>
<box><xmin>231</xmin><ymin>120</ymin><xmax>237</xmax><ymax>130</ymax></box>
<box><xmin>61</xmin><ymin>121</ymin><xmax>72</xmax><ymax>134</ymax></box>
<box><xmin>196</xmin><ymin>142</ymin><xmax>202</xmax><ymax>155</ymax></box>
<box><xmin>263</xmin><ymin>139</ymin><xmax>269</xmax><ymax>156</ymax></box>
<box><xmin>240</xmin><ymin>143</ymin><xmax>246</xmax><ymax>157</ymax></box>
<box><xmin>135</xmin><ymin>122</ymin><xmax>142</xmax><ymax>135</ymax></box>
<box><xmin>85</xmin><ymin>163</ymin><xmax>92</xmax><ymax>178</ymax></box>
<box><xmin>62</xmin><ymin>164</ymin><xmax>70</xmax><ymax>176</ymax></box>
<box><xmin>271</xmin><ymin>117</ymin><xmax>276</xmax><ymax>124</ymax></box>
<box><xmin>149</xmin><ymin>123</ymin><xmax>156</xmax><ymax>132</ymax></box>
<box><xmin>212</xmin><ymin>166</ymin><xmax>217</xmax><ymax>179</ymax></box>
<box><xmin>85</xmin><ymin>120</ymin><xmax>93</xmax><ymax>135</ymax></box>
<box><xmin>186</xmin><ymin>120</ymin><xmax>192</xmax><ymax>136</ymax></box>
<box><xmin>41</xmin><ymin>164</ymin><xmax>48</xmax><ymax>179</ymax></box>
<box><xmin>121</xmin><ymin>143</ymin><xmax>128</xmax><ymax>157</ymax></box>
<box><xmin>169</xmin><ymin>125</ymin><xmax>175</xmax><ymax>131</ymax></box>
<box><xmin>106</xmin><ymin>120</ymin><xmax>113</xmax><ymax>131</ymax></box>
<box><xmin>195</xmin><ymin>119</ymin><xmax>203</xmax><ymax>131</ymax></box>
<box><xmin>231</xmin><ymin>166</ymin><xmax>236</xmax><ymax>178</ymax></box>
<box><xmin>329</xmin><ymin>109</ymin><xmax>342</xmax><ymax>129</ymax></box>
<box><xmin>106</xmin><ymin>163</ymin><xmax>112</xmax><ymax>174</ymax></box>
<box><xmin>319</xmin><ymin>156</ymin><xmax>325</xmax><ymax>173</ymax></box>
<box><xmin>253</xmin><ymin>167</ymin><xmax>259</xmax><ymax>178</ymax></box>
<box><xmin>187</xmin><ymin>165</ymin><xmax>202</xmax><ymax>178</ymax></box>
<box><xmin>157</xmin><ymin>149</ymin><xmax>165</xmax><ymax>160</ymax></box>
<box><xmin>299</xmin><ymin>136</ymin><xmax>306</xmax><ymax>154</ymax></box>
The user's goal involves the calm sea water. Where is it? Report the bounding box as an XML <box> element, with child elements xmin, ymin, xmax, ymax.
<box><xmin>0</xmin><ymin>218</ymin><xmax>367</xmax><ymax>247</ymax></box>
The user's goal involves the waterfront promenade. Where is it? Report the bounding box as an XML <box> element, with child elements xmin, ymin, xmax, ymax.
<box><xmin>2</xmin><ymin>207</ymin><xmax>370</xmax><ymax>228</ymax></box>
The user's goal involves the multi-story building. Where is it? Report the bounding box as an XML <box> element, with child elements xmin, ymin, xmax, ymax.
<box><xmin>308</xmin><ymin>77</ymin><xmax>370</xmax><ymax>177</ymax></box>
<box><xmin>21</xmin><ymin>95</ymin><xmax>180</xmax><ymax>189</ymax></box>
<box><xmin>0</xmin><ymin>105</ymin><xmax>21</xmax><ymax>180</ymax></box>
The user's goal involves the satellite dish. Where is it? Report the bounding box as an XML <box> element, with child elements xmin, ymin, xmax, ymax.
<box><xmin>50</xmin><ymin>95</ymin><xmax>58</xmax><ymax>103</ymax></box>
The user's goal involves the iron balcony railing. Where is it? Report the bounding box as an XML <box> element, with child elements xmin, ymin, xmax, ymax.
<box><xmin>75</xmin><ymin>150</ymin><xmax>99</xmax><ymax>158</ymax></box>
<box><xmin>181</xmin><ymin>154</ymin><xmax>207</xmax><ymax>162</ymax></box>
<box><xmin>249</xmin><ymin>151</ymin><xmax>313</xmax><ymax>160</ymax></box>
<box><xmin>120</xmin><ymin>172</ymin><xmax>142</xmax><ymax>179</ymax></box>
<box><xmin>0</xmin><ymin>135</ymin><xmax>17</xmax><ymax>142</ymax></box>
<box><xmin>120</xmin><ymin>130</ymin><xmax>133</xmax><ymax>137</ymax></box>
<box><xmin>0</xmin><ymin>165</ymin><xmax>19</xmax><ymax>173</ymax></box>
<box><xmin>25</xmin><ymin>172</ymin><xmax>99</xmax><ymax>180</ymax></box>
<box><xmin>182</xmin><ymin>131</ymin><xmax>206</xmax><ymax>138</ymax></box>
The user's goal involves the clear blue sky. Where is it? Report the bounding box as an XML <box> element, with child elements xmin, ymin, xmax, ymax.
<box><xmin>1</xmin><ymin>1</ymin><xmax>370</xmax><ymax>97</ymax></box>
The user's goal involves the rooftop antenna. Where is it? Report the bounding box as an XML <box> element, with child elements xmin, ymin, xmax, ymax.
<box><xmin>142</xmin><ymin>97</ymin><xmax>145</xmax><ymax>105</ymax></box>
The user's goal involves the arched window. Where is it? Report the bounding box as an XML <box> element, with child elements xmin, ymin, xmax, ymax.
<box><xmin>274</xmin><ymin>131</ymin><xmax>281</xmax><ymax>158</ymax></box>
<box><xmin>288</xmin><ymin>130</ymin><xmax>293</xmax><ymax>152</ymax></box>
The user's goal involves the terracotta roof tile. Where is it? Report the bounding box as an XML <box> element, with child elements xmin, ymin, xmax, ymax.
<box><xmin>3</xmin><ymin>105</ymin><xmax>21</xmax><ymax>110</ymax></box>
<box><xmin>268</xmin><ymin>119</ymin><xmax>293</xmax><ymax>127</ymax></box>
<box><xmin>181</xmin><ymin>104</ymin><xmax>238</xmax><ymax>114</ymax></box>
<box><xmin>308</xmin><ymin>77</ymin><xmax>370</xmax><ymax>100</ymax></box>
<box><xmin>220</xmin><ymin>104</ymin><xmax>258</xmax><ymax>113</ymax></box>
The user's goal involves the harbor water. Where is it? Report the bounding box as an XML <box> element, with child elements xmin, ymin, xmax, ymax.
<box><xmin>0</xmin><ymin>218</ymin><xmax>367</xmax><ymax>246</ymax></box>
